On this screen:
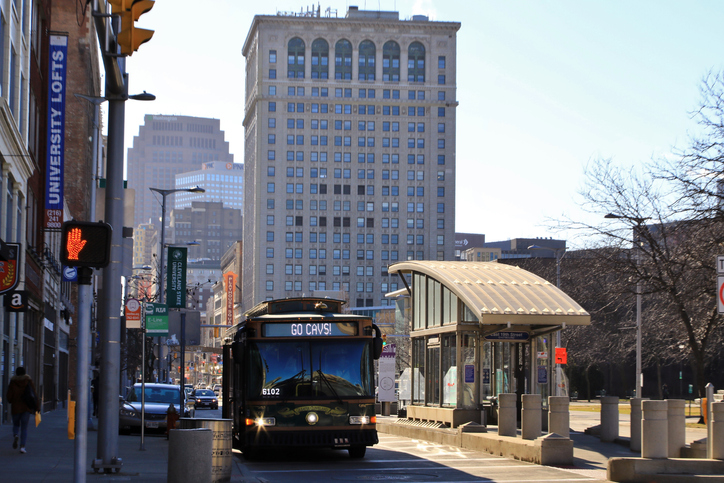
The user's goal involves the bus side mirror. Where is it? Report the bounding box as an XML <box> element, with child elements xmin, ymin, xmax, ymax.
<box><xmin>231</xmin><ymin>341</ymin><xmax>245</xmax><ymax>363</ymax></box>
<box><xmin>373</xmin><ymin>338</ymin><xmax>383</xmax><ymax>360</ymax></box>
<box><xmin>372</xmin><ymin>323</ymin><xmax>383</xmax><ymax>360</ymax></box>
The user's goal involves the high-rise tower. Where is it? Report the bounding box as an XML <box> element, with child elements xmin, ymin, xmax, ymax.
<box><xmin>242</xmin><ymin>7</ymin><xmax>459</xmax><ymax>311</ymax></box>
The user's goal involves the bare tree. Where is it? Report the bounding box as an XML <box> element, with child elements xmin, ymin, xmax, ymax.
<box><xmin>564</xmin><ymin>155</ymin><xmax>724</xmax><ymax>398</ymax></box>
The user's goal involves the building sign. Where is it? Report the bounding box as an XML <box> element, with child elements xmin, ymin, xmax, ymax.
<box><xmin>167</xmin><ymin>247</ymin><xmax>187</xmax><ymax>308</ymax></box>
<box><xmin>224</xmin><ymin>271</ymin><xmax>237</xmax><ymax>326</ymax></box>
<box><xmin>145</xmin><ymin>303</ymin><xmax>168</xmax><ymax>336</ymax></box>
<box><xmin>0</xmin><ymin>243</ymin><xmax>20</xmax><ymax>294</ymax></box>
<box><xmin>45</xmin><ymin>35</ymin><xmax>68</xmax><ymax>229</ymax></box>
<box><xmin>5</xmin><ymin>290</ymin><xmax>28</xmax><ymax>312</ymax></box>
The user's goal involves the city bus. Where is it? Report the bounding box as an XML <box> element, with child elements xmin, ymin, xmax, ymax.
<box><xmin>222</xmin><ymin>297</ymin><xmax>383</xmax><ymax>458</ymax></box>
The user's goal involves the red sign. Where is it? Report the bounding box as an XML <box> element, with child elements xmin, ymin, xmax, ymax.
<box><xmin>555</xmin><ymin>347</ymin><xmax>568</xmax><ymax>365</ymax></box>
<box><xmin>125</xmin><ymin>298</ymin><xmax>142</xmax><ymax>328</ymax></box>
<box><xmin>224</xmin><ymin>271</ymin><xmax>237</xmax><ymax>326</ymax></box>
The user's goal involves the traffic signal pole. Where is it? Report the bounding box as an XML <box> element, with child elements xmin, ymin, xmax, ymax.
<box><xmin>94</xmin><ymin>90</ymin><xmax>126</xmax><ymax>473</ymax></box>
<box><xmin>74</xmin><ymin>267</ymin><xmax>93</xmax><ymax>483</ymax></box>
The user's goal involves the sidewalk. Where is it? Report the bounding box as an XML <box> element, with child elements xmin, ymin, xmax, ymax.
<box><xmin>0</xmin><ymin>409</ymin><xmax>253</xmax><ymax>482</ymax></box>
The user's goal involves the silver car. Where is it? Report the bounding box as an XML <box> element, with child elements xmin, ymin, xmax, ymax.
<box><xmin>119</xmin><ymin>383</ymin><xmax>195</xmax><ymax>434</ymax></box>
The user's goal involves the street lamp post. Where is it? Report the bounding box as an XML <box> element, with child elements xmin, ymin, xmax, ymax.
<box><xmin>149</xmin><ymin>186</ymin><xmax>204</xmax><ymax>382</ymax></box>
<box><xmin>528</xmin><ymin>244</ymin><xmax>566</xmax><ymax>396</ymax></box>
<box><xmin>605</xmin><ymin>213</ymin><xmax>649</xmax><ymax>399</ymax></box>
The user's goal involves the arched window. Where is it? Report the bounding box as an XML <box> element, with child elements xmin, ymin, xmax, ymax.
<box><xmin>407</xmin><ymin>41</ymin><xmax>425</xmax><ymax>83</ymax></box>
<box><xmin>382</xmin><ymin>41</ymin><xmax>400</xmax><ymax>82</ymax></box>
<box><xmin>287</xmin><ymin>37</ymin><xmax>305</xmax><ymax>79</ymax></box>
<box><xmin>311</xmin><ymin>38</ymin><xmax>329</xmax><ymax>79</ymax></box>
<box><xmin>358</xmin><ymin>40</ymin><xmax>375</xmax><ymax>81</ymax></box>
<box><xmin>335</xmin><ymin>39</ymin><xmax>352</xmax><ymax>80</ymax></box>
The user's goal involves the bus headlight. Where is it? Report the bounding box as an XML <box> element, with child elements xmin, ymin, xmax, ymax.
<box><xmin>349</xmin><ymin>415</ymin><xmax>370</xmax><ymax>425</ymax></box>
<box><xmin>256</xmin><ymin>417</ymin><xmax>276</xmax><ymax>426</ymax></box>
<box><xmin>306</xmin><ymin>412</ymin><xmax>319</xmax><ymax>425</ymax></box>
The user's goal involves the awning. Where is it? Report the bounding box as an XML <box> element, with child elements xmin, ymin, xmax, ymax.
<box><xmin>387</xmin><ymin>261</ymin><xmax>590</xmax><ymax>334</ymax></box>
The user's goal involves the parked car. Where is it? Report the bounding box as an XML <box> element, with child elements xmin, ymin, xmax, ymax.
<box><xmin>184</xmin><ymin>384</ymin><xmax>193</xmax><ymax>397</ymax></box>
<box><xmin>189</xmin><ymin>388</ymin><xmax>218</xmax><ymax>410</ymax></box>
<box><xmin>212</xmin><ymin>384</ymin><xmax>222</xmax><ymax>396</ymax></box>
<box><xmin>119</xmin><ymin>383</ymin><xmax>195</xmax><ymax>434</ymax></box>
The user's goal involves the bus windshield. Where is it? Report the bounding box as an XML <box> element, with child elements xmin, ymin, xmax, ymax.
<box><xmin>248</xmin><ymin>339</ymin><xmax>374</xmax><ymax>399</ymax></box>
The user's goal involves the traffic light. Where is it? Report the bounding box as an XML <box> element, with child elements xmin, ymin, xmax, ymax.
<box><xmin>109</xmin><ymin>0</ymin><xmax>155</xmax><ymax>56</ymax></box>
<box><xmin>61</xmin><ymin>221</ymin><xmax>112</xmax><ymax>268</ymax></box>
<box><xmin>382</xmin><ymin>334</ymin><xmax>387</xmax><ymax>346</ymax></box>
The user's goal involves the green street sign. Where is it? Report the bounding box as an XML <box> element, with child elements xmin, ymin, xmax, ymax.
<box><xmin>167</xmin><ymin>247</ymin><xmax>187</xmax><ymax>308</ymax></box>
<box><xmin>145</xmin><ymin>302</ymin><xmax>168</xmax><ymax>336</ymax></box>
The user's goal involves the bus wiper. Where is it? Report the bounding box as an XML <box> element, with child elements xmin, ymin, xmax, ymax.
<box><xmin>316</xmin><ymin>369</ymin><xmax>342</xmax><ymax>403</ymax></box>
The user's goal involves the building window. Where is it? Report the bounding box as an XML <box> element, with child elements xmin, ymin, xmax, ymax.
<box><xmin>288</xmin><ymin>37</ymin><xmax>305</xmax><ymax>78</ymax></box>
<box><xmin>382</xmin><ymin>40</ymin><xmax>400</xmax><ymax>81</ymax></box>
<box><xmin>438</xmin><ymin>55</ymin><xmax>445</xmax><ymax>69</ymax></box>
<box><xmin>407</xmin><ymin>42</ymin><xmax>425</xmax><ymax>82</ymax></box>
<box><xmin>358</xmin><ymin>40</ymin><xmax>376</xmax><ymax>80</ymax></box>
<box><xmin>335</xmin><ymin>39</ymin><xmax>352</xmax><ymax>80</ymax></box>
<box><xmin>311</xmin><ymin>38</ymin><xmax>329</xmax><ymax>79</ymax></box>
<box><xmin>270</xmin><ymin>50</ymin><xmax>277</xmax><ymax>63</ymax></box>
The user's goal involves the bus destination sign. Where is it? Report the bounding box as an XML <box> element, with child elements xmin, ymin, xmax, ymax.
<box><xmin>263</xmin><ymin>322</ymin><xmax>358</xmax><ymax>337</ymax></box>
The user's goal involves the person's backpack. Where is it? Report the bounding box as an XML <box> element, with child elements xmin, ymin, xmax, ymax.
<box><xmin>21</xmin><ymin>382</ymin><xmax>37</xmax><ymax>412</ymax></box>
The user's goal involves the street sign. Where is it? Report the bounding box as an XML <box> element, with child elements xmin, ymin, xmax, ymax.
<box><xmin>718</xmin><ymin>276</ymin><xmax>724</xmax><ymax>314</ymax></box>
<box><xmin>126</xmin><ymin>298</ymin><xmax>142</xmax><ymax>329</ymax></box>
<box><xmin>718</xmin><ymin>255</ymin><xmax>724</xmax><ymax>274</ymax></box>
<box><xmin>145</xmin><ymin>302</ymin><xmax>168</xmax><ymax>336</ymax></box>
<box><xmin>167</xmin><ymin>247</ymin><xmax>187</xmax><ymax>309</ymax></box>
<box><xmin>484</xmin><ymin>331</ymin><xmax>529</xmax><ymax>342</ymax></box>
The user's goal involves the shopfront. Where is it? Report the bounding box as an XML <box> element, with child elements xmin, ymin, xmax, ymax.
<box><xmin>388</xmin><ymin>261</ymin><xmax>590</xmax><ymax>428</ymax></box>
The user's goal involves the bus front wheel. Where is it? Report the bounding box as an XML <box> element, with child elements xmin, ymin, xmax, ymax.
<box><xmin>349</xmin><ymin>446</ymin><xmax>366</xmax><ymax>458</ymax></box>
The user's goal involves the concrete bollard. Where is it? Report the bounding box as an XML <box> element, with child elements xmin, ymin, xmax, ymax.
<box><xmin>168</xmin><ymin>428</ymin><xmax>213</xmax><ymax>483</ymax></box>
<box><xmin>498</xmin><ymin>393</ymin><xmax>517</xmax><ymax>437</ymax></box>
<box><xmin>667</xmin><ymin>399</ymin><xmax>685</xmax><ymax>458</ymax></box>
<box><xmin>522</xmin><ymin>394</ymin><xmax>542</xmax><ymax>440</ymax></box>
<box><xmin>630</xmin><ymin>398</ymin><xmax>645</xmax><ymax>452</ymax></box>
<box><xmin>548</xmin><ymin>396</ymin><xmax>570</xmax><ymax>439</ymax></box>
<box><xmin>600</xmin><ymin>396</ymin><xmax>619</xmax><ymax>443</ymax></box>
<box><xmin>712</xmin><ymin>402</ymin><xmax>724</xmax><ymax>460</ymax></box>
<box><xmin>642</xmin><ymin>400</ymin><xmax>668</xmax><ymax>459</ymax></box>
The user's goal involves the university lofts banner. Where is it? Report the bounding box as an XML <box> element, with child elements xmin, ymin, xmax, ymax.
<box><xmin>45</xmin><ymin>35</ymin><xmax>68</xmax><ymax>229</ymax></box>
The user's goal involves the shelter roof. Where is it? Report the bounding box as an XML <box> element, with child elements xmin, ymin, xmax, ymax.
<box><xmin>388</xmin><ymin>261</ymin><xmax>590</xmax><ymax>328</ymax></box>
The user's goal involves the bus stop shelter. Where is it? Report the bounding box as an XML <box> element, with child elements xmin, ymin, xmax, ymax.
<box><xmin>388</xmin><ymin>260</ymin><xmax>591</xmax><ymax>427</ymax></box>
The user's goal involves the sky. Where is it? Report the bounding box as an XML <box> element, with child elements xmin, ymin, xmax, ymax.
<box><xmin>115</xmin><ymin>0</ymin><xmax>724</xmax><ymax>248</ymax></box>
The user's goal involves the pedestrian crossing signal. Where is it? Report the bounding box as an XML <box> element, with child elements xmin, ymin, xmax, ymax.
<box><xmin>61</xmin><ymin>221</ymin><xmax>112</xmax><ymax>268</ymax></box>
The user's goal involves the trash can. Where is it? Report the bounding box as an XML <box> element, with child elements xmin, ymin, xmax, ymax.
<box><xmin>179</xmin><ymin>418</ymin><xmax>232</xmax><ymax>483</ymax></box>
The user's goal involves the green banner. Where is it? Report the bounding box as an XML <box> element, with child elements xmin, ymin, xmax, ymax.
<box><xmin>167</xmin><ymin>246</ymin><xmax>187</xmax><ymax>308</ymax></box>
<box><xmin>145</xmin><ymin>302</ymin><xmax>168</xmax><ymax>336</ymax></box>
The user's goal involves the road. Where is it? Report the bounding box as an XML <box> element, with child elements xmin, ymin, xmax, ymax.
<box><xmin>235</xmin><ymin>433</ymin><xmax>609</xmax><ymax>482</ymax></box>
<box><xmin>193</xmin><ymin>404</ymin><xmax>608</xmax><ymax>482</ymax></box>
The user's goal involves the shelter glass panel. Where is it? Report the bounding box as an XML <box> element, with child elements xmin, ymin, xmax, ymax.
<box><xmin>443</xmin><ymin>287</ymin><xmax>457</xmax><ymax>325</ymax></box>
<box><xmin>413</xmin><ymin>273</ymin><xmax>425</xmax><ymax>329</ymax></box>
<box><xmin>442</xmin><ymin>333</ymin><xmax>456</xmax><ymax>407</ymax></box>
<box><xmin>462</xmin><ymin>333</ymin><xmax>476</xmax><ymax>408</ymax></box>
<box><xmin>412</xmin><ymin>337</ymin><xmax>425</xmax><ymax>404</ymax></box>
<box><xmin>426</xmin><ymin>343</ymin><xmax>440</xmax><ymax>405</ymax></box>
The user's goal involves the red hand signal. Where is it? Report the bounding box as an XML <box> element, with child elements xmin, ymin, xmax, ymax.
<box><xmin>66</xmin><ymin>227</ymin><xmax>88</xmax><ymax>260</ymax></box>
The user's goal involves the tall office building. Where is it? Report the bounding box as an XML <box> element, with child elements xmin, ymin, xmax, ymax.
<box><xmin>175</xmin><ymin>161</ymin><xmax>244</xmax><ymax>211</ymax></box>
<box><xmin>127</xmin><ymin>115</ymin><xmax>234</xmax><ymax>234</ymax></box>
<box><xmin>242</xmin><ymin>7</ymin><xmax>459</xmax><ymax>311</ymax></box>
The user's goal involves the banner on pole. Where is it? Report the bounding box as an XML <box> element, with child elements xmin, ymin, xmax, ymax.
<box><xmin>45</xmin><ymin>35</ymin><xmax>68</xmax><ymax>229</ymax></box>
<box><xmin>167</xmin><ymin>247</ymin><xmax>187</xmax><ymax>308</ymax></box>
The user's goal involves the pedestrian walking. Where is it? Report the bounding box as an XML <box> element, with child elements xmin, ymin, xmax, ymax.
<box><xmin>6</xmin><ymin>367</ymin><xmax>38</xmax><ymax>454</ymax></box>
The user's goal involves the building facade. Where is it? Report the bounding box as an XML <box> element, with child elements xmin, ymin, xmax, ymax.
<box><xmin>126</xmin><ymin>115</ymin><xmax>234</xmax><ymax>236</ymax></box>
<box><xmin>242</xmin><ymin>7</ymin><xmax>460</xmax><ymax>311</ymax></box>
<box><xmin>175</xmin><ymin>161</ymin><xmax>244</xmax><ymax>212</ymax></box>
